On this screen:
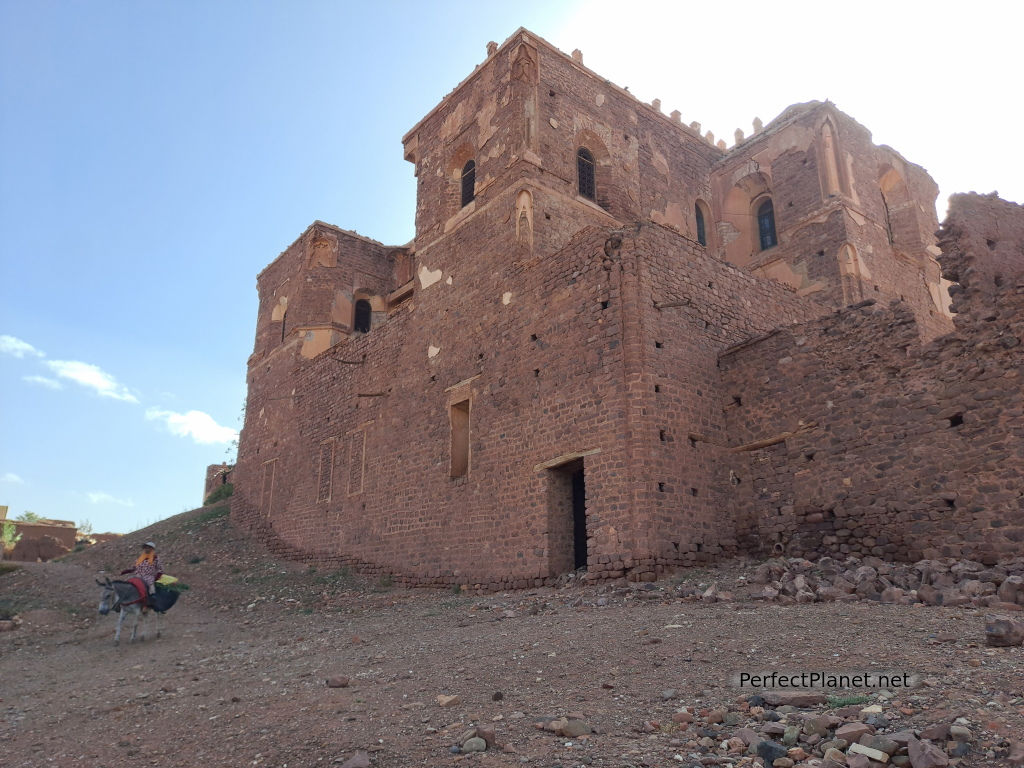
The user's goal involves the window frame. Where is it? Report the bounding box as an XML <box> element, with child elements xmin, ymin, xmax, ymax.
<box><xmin>353</xmin><ymin>299</ymin><xmax>372</xmax><ymax>334</ymax></box>
<box><xmin>576</xmin><ymin>147</ymin><xmax>596</xmax><ymax>201</ymax></box>
<box><xmin>460</xmin><ymin>159</ymin><xmax>476</xmax><ymax>208</ymax></box>
<box><xmin>757</xmin><ymin>198</ymin><xmax>778</xmax><ymax>251</ymax></box>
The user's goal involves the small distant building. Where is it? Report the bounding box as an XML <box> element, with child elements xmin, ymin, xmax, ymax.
<box><xmin>204</xmin><ymin>463</ymin><xmax>234</xmax><ymax>503</ymax></box>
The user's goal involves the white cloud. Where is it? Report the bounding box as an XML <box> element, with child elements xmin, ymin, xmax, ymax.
<box><xmin>87</xmin><ymin>492</ymin><xmax>134</xmax><ymax>507</ymax></box>
<box><xmin>1</xmin><ymin>473</ymin><xmax>24</xmax><ymax>484</ymax></box>
<box><xmin>43</xmin><ymin>360</ymin><xmax>138</xmax><ymax>403</ymax></box>
<box><xmin>145</xmin><ymin>407</ymin><xmax>238</xmax><ymax>445</ymax></box>
<box><xmin>0</xmin><ymin>335</ymin><xmax>45</xmax><ymax>358</ymax></box>
<box><xmin>23</xmin><ymin>375</ymin><xmax>63</xmax><ymax>390</ymax></box>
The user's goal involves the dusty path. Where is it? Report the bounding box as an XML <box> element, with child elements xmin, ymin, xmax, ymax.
<box><xmin>1</xmin><ymin>509</ymin><xmax>1021</xmax><ymax>768</ymax></box>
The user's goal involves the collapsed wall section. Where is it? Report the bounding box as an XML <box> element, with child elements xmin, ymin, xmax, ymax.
<box><xmin>719</xmin><ymin>194</ymin><xmax>1024</xmax><ymax>564</ymax></box>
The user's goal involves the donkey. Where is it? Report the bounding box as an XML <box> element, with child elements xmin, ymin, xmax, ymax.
<box><xmin>97</xmin><ymin>577</ymin><xmax>162</xmax><ymax>646</ymax></box>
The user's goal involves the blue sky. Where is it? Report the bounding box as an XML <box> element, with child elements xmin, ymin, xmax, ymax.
<box><xmin>1</xmin><ymin>1</ymin><xmax>1021</xmax><ymax>534</ymax></box>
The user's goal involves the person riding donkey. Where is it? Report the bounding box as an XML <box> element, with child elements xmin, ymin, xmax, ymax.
<box><xmin>121</xmin><ymin>541</ymin><xmax>163</xmax><ymax>603</ymax></box>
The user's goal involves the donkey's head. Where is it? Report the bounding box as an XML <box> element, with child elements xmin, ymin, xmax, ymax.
<box><xmin>96</xmin><ymin>577</ymin><xmax>115</xmax><ymax>615</ymax></box>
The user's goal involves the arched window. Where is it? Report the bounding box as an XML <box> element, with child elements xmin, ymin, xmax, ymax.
<box><xmin>757</xmin><ymin>199</ymin><xmax>777</xmax><ymax>251</ymax></box>
<box><xmin>353</xmin><ymin>299</ymin><xmax>372</xmax><ymax>334</ymax></box>
<box><xmin>460</xmin><ymin>160</ymin><xmax>475</xmax><ymax>207</ymax></box>
<box><xmin>577</xmin><ymin>148</ymin><xmax>596</xmax><ymax>201</ymax></box>
<box><xmin>695</xmin><ymin>203</ymin><xmax>707</xmax><ymax>247</ymax></box>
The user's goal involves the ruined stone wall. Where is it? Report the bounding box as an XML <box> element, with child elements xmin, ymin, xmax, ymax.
<box><xmin>719</xmin><ymin>194</ymin><xmax>1024</xmax><ymax>564</ymax></box>
<box><xmin>203</xmin><ymin>463</ymin><xmax>233</xmax><ymax>502</ymax></box>
<box><xmin>940</xmin><ymin>192</ymin><xmax>1024</xmax><ymax>311</ymax></box>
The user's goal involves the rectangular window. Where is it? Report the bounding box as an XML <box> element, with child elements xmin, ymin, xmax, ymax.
<box><xmin>450</xmin><ymin>399</ymin><xmax>471</xmax><ymax>478</ymax></box>
<box><xmin>260</xmin><ymin>459</ymin><xmax>277</xmax><ymax>518</ymax></box>
<box><xmin>347</xmin><ymin>430</ymin><xmax>366</xmax><ymax>495</ymax></box>
<box><xmin>317</xmin><ymin>439</ymin><xmax>336</xmax><ymax>503</ymax></box>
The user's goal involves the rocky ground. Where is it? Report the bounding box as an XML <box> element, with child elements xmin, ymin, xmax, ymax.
<box><xmin>1</xmin><ymin>505</ymin><xmax>1022</xmax><ymax>768</ymax></box>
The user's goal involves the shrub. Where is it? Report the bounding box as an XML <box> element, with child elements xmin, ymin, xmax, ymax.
<box><xmin>204</xmin><ymin>483</ymin><xmax>234</xmax><ymax>506</ymax></box>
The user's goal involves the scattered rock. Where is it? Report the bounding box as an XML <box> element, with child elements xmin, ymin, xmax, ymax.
<box><xmin>948</xmin><ymin>725</ymin><xmax>972</xmax><ymax>742</ymax></box>
<box><xmin>849</xmin><ymin>742</ymin><xmax>889</xmax><ymax>763</ymax></box>
<box><xmin>436</xmin><ymin>694</ymin><xmax>461</xmax><ymax>707</ymax></box>
<box><xmin>461</xmin><ymin>737</ymin><xmax>487</xmax><ymax>753</ymax></box>
<box><xmin>337</xmin><ymin>752</ymin><xmax>370</xmax><ymax>768</ymax></box>
<box><xmin>985</xmin><ymin>615</ymin><xmax>1024</xmax><ymax>646</ymax></box>
<box><xmin>908</xmin><ymin>737</ymin><xmax>949</xmax><ymax>768</ymax></box>
<box><xmin>761</xmin><ymin>691</ymin><xmax>828</xmax><ymax>707</ymax></box>
<box><xmin>326</xmin><ymin>676</ymin><xmax>350</xmax><ymax>688</ymax></box>
<box><xmin>756</xmin><ymin>739</ymin><xmax>789</xmax><ymax>765</ymax></box>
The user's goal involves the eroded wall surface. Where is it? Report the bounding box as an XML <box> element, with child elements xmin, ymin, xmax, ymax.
<box><xmin>720</xmin><ymin>193</ymin><xmax>1023</xmax><ymax>564</ymax></box>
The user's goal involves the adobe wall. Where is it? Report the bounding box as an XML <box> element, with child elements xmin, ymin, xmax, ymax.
<box><xmin>589</xmin><ymin>223</ymin><xmax>827</xmax><ymax>579</ymax></box>
<box><xmin>203</xmin><ymin>463</ymin><xmax>233</xmax><ymax>502</ymax></box>
<box><xmin>232</xmin><ymin>201</ymin><xmax>828</xmax><ymax>588</ymax></box>
<box><xmin>719</xmin><ymin>193</ymin><xmax>1023</xmax><ymax>564</ymax></box>
<box><xmin>7</xmin><ymin>522</ymin><xmax>76</xmax><ymax>561</ymax></box>
<box><xmin>233</xmin><ymin>218</ymin><xmax>641</xmax><ymax>590</ymax></box>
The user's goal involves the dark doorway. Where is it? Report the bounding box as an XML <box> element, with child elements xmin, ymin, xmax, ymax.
<box><xmin>546</xmin><ymin>458</ymin><xmax>588</xmax><ymax>574</ymax></box>
<box><xmin>571</xmin><ymin>468</ymin><xmax>587</xmax><ymax>569</ymax></box>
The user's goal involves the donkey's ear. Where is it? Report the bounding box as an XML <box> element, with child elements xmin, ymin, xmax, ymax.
<box><xmin>95</xmin><ymin>579</ymin><xmax>105</xmax><ymax>586</ymax></box>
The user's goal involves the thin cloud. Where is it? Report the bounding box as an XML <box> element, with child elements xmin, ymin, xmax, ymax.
<box><xmin>145</xmin><ymin>407</ymin><xmax>238</xmax><ymax>445</ymax></box>
<box><xmin>87</xmin><ymin>492</ymin><xmax>134</xmax><ymax>507</ymax></box>
<box><xmin>0</xmin><ymin>335</ymin><xmax>45</xmax><ymax>359</ymax></box>
<box><xmin>23</xmin><ymin>375</ymin><xmax>63</xmax><ymax>390</ymax></box>
<box><xmin>1</xmin><ymin>473</ymin><xmax>24</xmax><ymax>484</ymax></box>
<box><xmin>43</xmin><ymin>360</ymin><xmax>138</xmax><ymax>403</ymax></box>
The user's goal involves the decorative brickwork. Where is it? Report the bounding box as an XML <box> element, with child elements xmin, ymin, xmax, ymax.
<box><xmin>228</xmin><ymin>29</ymin><xmax>1018</xmax><ymax>590</ymax></box>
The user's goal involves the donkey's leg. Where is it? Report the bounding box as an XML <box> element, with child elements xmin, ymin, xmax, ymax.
<box><xmin>115</xmin><ymin>609</ymin><xmax>126</xmax><ymax>646</ymax></box>
<box><xmin>130</xmin><ymin>608</ymin><xmax>140</xmax><ymax>642</ymax></box>
<box><xmin>139</xmin><ymin>609</ymin><xmax>148</xmax><ymax>642</ymax></box>
<box><xmin>155</xmin><ymin>611</ymin><xmax>162</xmax><ymax>639</ymax></box>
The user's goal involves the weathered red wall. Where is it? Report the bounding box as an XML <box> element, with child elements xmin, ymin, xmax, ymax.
<box><xmin>720</xmin><ymin>193</ymin><xmax>1023</xmax><ymax>564</ymax></box>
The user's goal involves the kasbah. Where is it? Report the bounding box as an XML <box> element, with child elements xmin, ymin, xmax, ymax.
<box><xmin>204</xmin><ymin>29</ymin><xmax>1023</xmax><ymax>595</ymax></box>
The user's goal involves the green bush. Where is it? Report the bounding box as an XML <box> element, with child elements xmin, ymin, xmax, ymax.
<box><xmin>204</xmin><ymin>483</ymin><xmax>234</xmax><ymax>506</ymax></box>
<box><xmin>192</xmin><ymin>505</ymin><xmax>230</xmax><ymax>526</ymax></box>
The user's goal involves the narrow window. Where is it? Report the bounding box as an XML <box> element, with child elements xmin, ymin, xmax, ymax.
<box><xmin>757</xmin><ymin>199</ymin><xmax>777</xmax><ymax>251</ymax></box>
<box><xmin>317</xmin><ymin>439</ymin><xmax>335</xmax><ymax>503</ymax></box>
<box><xmin>461</xmin><ymin>160</ymin><xmax>476</xmax><ymax>207</ymax></box>
<box><xmin>695</xmin><ymin>203</ymin><xmax>707</xmax><ymax>246</ymax></box>
<box><xmin>354</xmin><ymin>299</ymin><xmax>372</xmax><ymax>333</ymax></box>
<box><xmin>450</xmin><ymin>399</ymin><xmax>471</xmax><ymax>478</ymax></box>
<box><xmin>260</xmin><ymin>459</ymin><xmax>277</xmax><ymax>518</ymax></box>
<box><xmin>577</xmin><ymin>148</ymin><xmax>596</xmax><ymax>201</ymax></box>
<box><xmin>347</xmin><ymin>430</ymin><xmax>366</xmax><ymax>495</ymax></box>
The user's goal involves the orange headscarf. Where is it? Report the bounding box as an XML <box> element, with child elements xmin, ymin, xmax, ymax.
<box><xmin>134</xmin><ymin>549</ymin><xmax>156</xmax><ymax>566</ymax></box>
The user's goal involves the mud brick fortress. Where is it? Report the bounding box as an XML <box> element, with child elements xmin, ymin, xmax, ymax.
<box><xmin>228</xmin><ymin>29</ymin><xmax>1023</xmax><ymax>591</ymax></box>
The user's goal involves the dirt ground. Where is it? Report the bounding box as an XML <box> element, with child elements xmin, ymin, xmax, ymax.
<box><xmin>1</xmin><ymin>506</ymin><xmax>1021</xmax><ymax>768</ymax></box>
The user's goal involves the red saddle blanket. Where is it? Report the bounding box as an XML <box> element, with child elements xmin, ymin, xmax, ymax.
<box><xmin>124</xmin><ymin>577</ymin><xmax>148</xmax><ymax>606</ymax></box>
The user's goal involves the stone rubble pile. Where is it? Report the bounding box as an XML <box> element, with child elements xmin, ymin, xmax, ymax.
<box><xmin>642</xmin><ymin>692</ymin><xmax>1022</xmax><ymax>768</ymax></box>
<box><xmin>746</xmin><ymin>556</ymin><xmax>1024</xmax><ymax>613</ymax></box>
